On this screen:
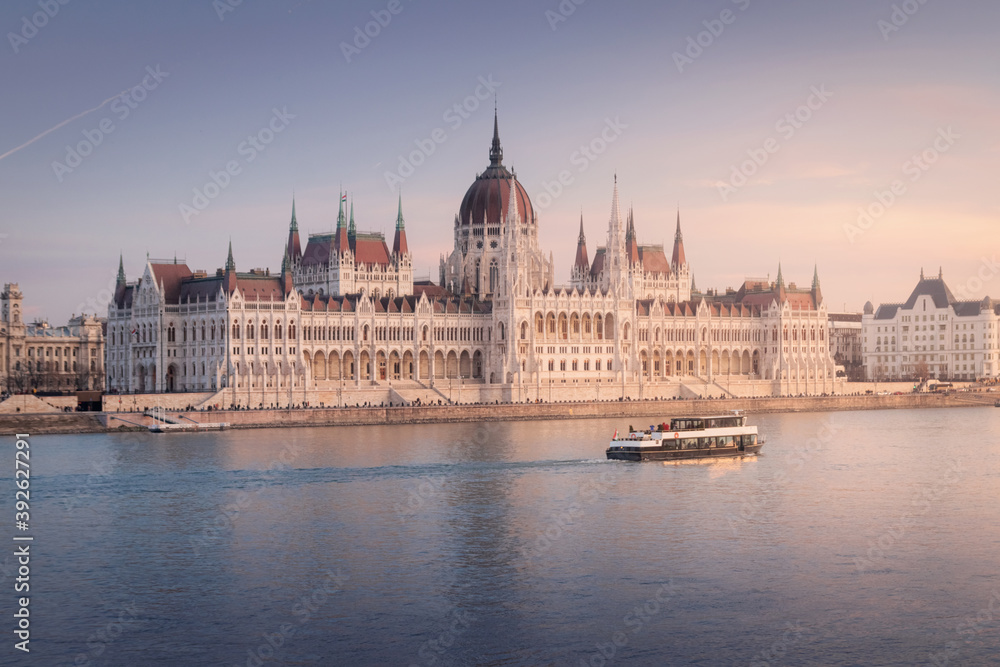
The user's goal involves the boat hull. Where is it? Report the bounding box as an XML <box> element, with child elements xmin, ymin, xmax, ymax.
<box><xmin>606</xmin><ymin>443</ymin><xmax>763</xmax><ymax>462</ymax></box>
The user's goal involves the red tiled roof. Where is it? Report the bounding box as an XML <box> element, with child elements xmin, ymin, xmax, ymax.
<box><xmin>301</xmin><ymin>235</ymin><xmax>333</xmax><ymax>268</ymax></box>
<box><xmin>234</xmin><ymin>276</ymin><xmax>286</xmax><ymax>301</ymax></box>
<box><xmin>638</xmin><ymin>246</ymin><xmax>669</xmax><ymax>275</ymax></box>
<box><xmin>413</xmin><ymin>281</ymin><xmax>451</xmax><ymax>299</ymax></box>
<box><xmin>590</xmin><ymin>248</ymin><xmax>606</xmax><ymax>277</ymax></box>
<box><xmin>149</xmin><ymin>263</ymin><xmax>193</xmax><ymax>302</ymax></box>
<box><xmin>352</xmin><ymin>235</ymin><xmax>390</xmax><ymax>266</ymax></box>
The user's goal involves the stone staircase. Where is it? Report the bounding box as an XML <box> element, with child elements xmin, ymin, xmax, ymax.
<box><xmin>388</xmin><ymin>382</ymin><xmax>451</xmax><ymax>406</ymax></box>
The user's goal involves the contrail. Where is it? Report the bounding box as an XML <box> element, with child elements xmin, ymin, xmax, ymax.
<box><xmin>0</xmin><ymin>89</ymin><xmax>130</xmax><ymax>162</ymax></box>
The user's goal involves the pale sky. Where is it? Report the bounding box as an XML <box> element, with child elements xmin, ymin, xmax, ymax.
<box><xmin>2</xmin><ymin>0</ymin><xmax>998</xmax><ymax>323</ymax></box>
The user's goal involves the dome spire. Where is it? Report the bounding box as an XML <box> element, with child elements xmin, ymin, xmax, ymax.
<box><xmin>489</xmin><ymin>103</ymin><xmax>503</xmax><ymax>167</ymax></box>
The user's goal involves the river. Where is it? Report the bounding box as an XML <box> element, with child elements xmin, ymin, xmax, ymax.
<box><xmin>12</xmin><ymin>406</ymin><xmax>1000</xmax><ymax>665</ymax></box>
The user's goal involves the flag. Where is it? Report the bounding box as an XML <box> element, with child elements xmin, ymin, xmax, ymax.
<box><xmin>341</xmin><ymin>193</ymin><xmax>347</xmax><ymax>203</ymax></box>
<box><xmin>613</xmin><ymin>429</ymin><xmax>618</xmax><ymax>439</ymax></box>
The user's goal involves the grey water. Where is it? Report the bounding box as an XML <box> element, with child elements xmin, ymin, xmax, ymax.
<box><xmin>11</xmin><ymin>406</ymin><xmax>1000</xmax><ymax>666</ymax></box>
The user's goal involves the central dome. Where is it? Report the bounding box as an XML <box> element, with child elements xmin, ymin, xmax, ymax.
<box><xmin>458</xmin><ymin>113</ymin><xmax>534</xmax><ymax>227</ymax></box>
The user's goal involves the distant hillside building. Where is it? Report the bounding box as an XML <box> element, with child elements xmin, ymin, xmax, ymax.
<box><xmin>861</xmin><ymin>269</ymin><xmax>1000</xmax><ymax>381</ymax></box>
<box><xmin>1</xmin><ymin>283</ymin><xmax>105</xmax><ymax>393</ymax></box>
<box><xmin>106</xmin><ymin>113</ymin><xmax>837</xmax><ymax>403</ymax></box>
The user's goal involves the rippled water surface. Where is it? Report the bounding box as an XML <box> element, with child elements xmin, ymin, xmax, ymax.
<box><xmin>13</xmin><ymin>406</ymin><xmax>1000</xmax><ymax>665</ymax></box>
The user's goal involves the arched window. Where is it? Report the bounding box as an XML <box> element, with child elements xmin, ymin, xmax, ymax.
<box><xmin>261</xmin><ymin>322</ymin><xmax>269</xmax><ymax>339</ymax></box>
<box><xmin>247</xmin><ymin>321</ymin><xmax>255</xmax><ymax>339</ymax></box>
<box><xmin>489</xmin><ymin>259</ymin><xmax>499</xmax><ymax>294</ymax></box>
<box><xmin>289</xmin><ymin>321</ymin><xmax>296</xmax><ymax>339</ymax></box>
<box><xmin>232</xmin><ymin>322</ymin><xmax>241</xmax><ymax>339</ymax></box>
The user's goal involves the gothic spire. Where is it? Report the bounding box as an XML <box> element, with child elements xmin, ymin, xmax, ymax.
<box><xmin>671</xmin><ymin>209</ymin><xmax>687</xmax><ymax>269</ymax></box>
<box><xmin>776</xmin><ymin>262</ymin><xmax>784</xmax><ymax>288</ymax></box>
<box><xmin>574</xmin><ymin>213</ymin><xmax>590</xmax><ymax>273</ymax></box>
<box><xmin>335</xmin><ymin>191</ymin><xmax>349</xmax><ymax>251</ymax></box>
<box><xmin>392</xmin><ymin>193</ymin><xmax>409</xmax><ymax>256</ymax></box>
<box><xmin>226</xmin><ymin>240</ymin><xmax>235</xmax><ymax>272</ymax></box>
<box><xmin>489</xmin><ymin>106</ymin><xmax>503</xmax><ymax>167</ymax></box>
<box><xmin>290</xmin><ymin>196</ymin><xmax>298</xmax><ymax>232</ymax></box>
<box><xmin>812</xmin><ymin>263</ymin><xmax>823</xmax><ymax>306</ymax></box>
<box><xmin>117</xmin><ymin>253</ymin><xmax>126</xmax><ymax>285</ymax></box>
<box><xmin>348</xmin><ymin>198</ymin><xmax>356</xmax><ymax>237</ymax></box>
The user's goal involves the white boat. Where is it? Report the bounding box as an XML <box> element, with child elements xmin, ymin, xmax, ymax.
<box><xmin>606</xmin><ymin>411</ymin><xmax>763</xmax><ymax>461</ymax></box>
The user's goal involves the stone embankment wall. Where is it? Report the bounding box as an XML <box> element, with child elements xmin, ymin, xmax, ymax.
<box><xmin>2</xmin><ymin>392</ymin><xmax>995</xmax><ymax>436</ymax></box>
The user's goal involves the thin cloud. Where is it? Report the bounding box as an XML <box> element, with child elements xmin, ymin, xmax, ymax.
<box><xmin>0</xmin><ymin>90</ymin><xmax>129</xmax><ymax>162</ymax></box>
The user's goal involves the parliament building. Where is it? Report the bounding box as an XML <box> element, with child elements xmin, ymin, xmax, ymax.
<box><xmin>106</xmin><ymin>114</ymin><xmax>838</xmax><ymax>406</ymax></box>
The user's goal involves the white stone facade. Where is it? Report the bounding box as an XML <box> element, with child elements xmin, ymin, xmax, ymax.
<box><xmin>862</xmin><ymin>270</ymin><xmax>1000</xmax><ymax>381</ymax></box>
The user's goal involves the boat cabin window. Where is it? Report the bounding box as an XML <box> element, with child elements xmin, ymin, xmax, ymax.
<box><xmin>671</xmin><ymin>419</ymin><xmax>704</xmax><ymax>431</ymax></box>
<box><xmin>705</xmin><ymin>417</ymin><xmax>743</xmax><ymax>429</ymax></box>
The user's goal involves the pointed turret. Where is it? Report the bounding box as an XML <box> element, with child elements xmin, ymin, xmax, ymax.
<box><xmin>776</xmin><ymin>262</ymin><xmax>786</xmax><ymax>302</ymax></box>
<box><xmin>812</xmin><ymin>264</ymin><xmax>823</xmax><ymax>306</ymax></box>
<box><xmin>348</xmin><ymin>198</ymin><xmax>356</xmax><ymax>240</ymax></box>
<box><xmin>625</xmin><ymin>207</ymin><xmax>639</xmax><ymax>265</ymax></box>
<box><xmin>608</xmin><ymin>175</ymin><xmax>624</xmax><ymax>246</ymax></box>
<box><xmin>574</xmin><ymin>214</ymin><xmax>589</xmax><ymax>273</ymax></box>
<box><xmin>489</xmin><ymin>107</ymin><xmax>503</xmax><ymax>167</ymax></box>
<box><xmin>286</xmin><ymin>197</ymin><xmax>302</xmax><ymax>265</ymax></box>
<box><xmin>392</xmin><ymin>193</ymin><xmax>409</xmax><ymax>256</ymax></box>
<box><xmin>116</xmin><ymin>253</ymin><xmax>126</xmax><ymax>286</ymax></box>
<box><xmin>335</xmin><ymin>192</ymin><xmax>349</xmax><ymax>251</ymax></box>
<box><xmin>281</xmin><ymin>249</ymin><xmax>294</xmax><ymax>295</ymax></box>
<box><xmin>671</xmin><ymin>209</ymin><xmax>687</xmax><ymax>270</ymax></box>
<box><xmin>224</xmin><ymin>240</ymin><xmax>237</xmax><ymax>293</ymax></box>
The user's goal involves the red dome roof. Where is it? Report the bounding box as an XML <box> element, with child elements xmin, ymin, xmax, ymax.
<box><xmin>457</xmin><ymin>113</ymin><xmax>534</xmax><ymax>227</ymax></box>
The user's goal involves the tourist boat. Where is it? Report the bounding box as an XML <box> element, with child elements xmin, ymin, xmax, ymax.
<box><xmin>606</xmin><ymin>411</ymin><xmax>763</xmax><ymax>461</ymax></box>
